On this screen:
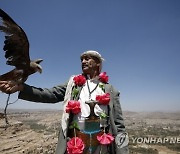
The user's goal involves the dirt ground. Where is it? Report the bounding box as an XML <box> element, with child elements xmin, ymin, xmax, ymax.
<box><xmin>0</xmin><ymin>110</ymin><xmax>179</xmax><ymax>154</ymax></box>
<box><xmin>0</xmin><ymin>110</ymin><xmax>61</xmax><ymax>154</ymax></box>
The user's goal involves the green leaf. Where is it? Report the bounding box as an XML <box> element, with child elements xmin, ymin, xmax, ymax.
<box><xmin>72</xmin><ymin>88</ymin><xmax>79</xmax><ymax>98</ymax></box>
<box><xmin>99</xmin><ymin>83</ymin><xmax>105</xmax><ymax>91</ymax></box>
<box><xmin>69</xmin><ymin>125</ymin><xmax>74</xmax><ymax>129</ymax></box>
<box><xmin>69</xmin><ymin>121</ymin><xmax>80</xmax><ymax>130</ymax></box>
<box><xmin>100</xmin><ymin>112</ymin><xmax>107</xmax><ymax>119</ymax></box>
<box><xmin>74</xmin><ymin>123</ymin><xmax>80</xmax><ymax>130</ymax></box>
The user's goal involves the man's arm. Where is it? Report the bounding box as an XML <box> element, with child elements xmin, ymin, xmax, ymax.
<box><xmin>18</xmin><ymin>83</ymin><xmax>67</xmax><ymax>103</ymax></box>
<box><xmin>0</xmin><ymin>80</ymin><xmax>67</xmax><ymax>103</ymax></box>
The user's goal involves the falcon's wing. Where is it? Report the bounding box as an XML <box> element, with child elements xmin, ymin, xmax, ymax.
<box><xmin>0</xmin><ymin>9</ymin><xmax>30</xmax><ymax>69</ymax></box>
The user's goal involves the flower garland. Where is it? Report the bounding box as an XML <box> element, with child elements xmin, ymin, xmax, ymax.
<box><xmin>66</xmin><ymin>72</ymin><xmax>114</xmax><ymax>154</ymax></box>
<box><xmin>65</xmin><ymin>100</ymin><xmax>81</xmax><ymax>114</ymax></box>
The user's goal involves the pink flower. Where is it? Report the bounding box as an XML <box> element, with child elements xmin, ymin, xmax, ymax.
<box><xmin>66</xmin><ymin>100</ymin><xmax>81</xmax><ymax>114</ymax></box>
<box><xmin>97</xmin><ymin>133</ymin><xmax>114</xmax><ymax>145</ymax></box>
<box><xmin>67</xmin><ymin>137</ymin><xmax>85</xmax><ymax>154</ymax></box>
<box><xmin>73</xmin><ymin>75</ymin><xmax>86</xmax><ymax>86</ymax></box>
<box><xmin>99</xmin><ymin>72</ymin><xmax>108</xmax><ymax>83</ymax></box>
<box><xmin>96</xmin><ymin>93</ymin><xmax>110</xmax><ymax>105</ymax></box>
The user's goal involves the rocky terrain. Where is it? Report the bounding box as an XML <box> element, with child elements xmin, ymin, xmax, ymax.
<box><xmin>0</xmin><ymin>109</ymin><xmax>179</xmax><ymax>154</ymax></box>
<box><xmin>125</xmin><ymin>111</ymin><xmax>180</xmax><ymax>154</ymax></box>
<box><xmin>0</xmin><ymin>110</ymin><xmax>61</xmax><ymax>154</ymax></box>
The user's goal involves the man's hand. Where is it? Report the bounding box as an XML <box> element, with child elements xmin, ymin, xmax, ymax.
<box><xmin>0</xmin><ymin>81</ymin><xmax>24</xmax><ymax>94</ymax></box>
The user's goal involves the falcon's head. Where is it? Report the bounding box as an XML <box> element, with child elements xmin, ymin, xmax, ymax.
<box><xmin>30</xmin><ymin>59</ymin><xmax>43</xmax><ymax>74</ymax></box>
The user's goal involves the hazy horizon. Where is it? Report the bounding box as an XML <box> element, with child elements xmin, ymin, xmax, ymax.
<box><xmin>0</xmin><ymin>0</ymin><xmax>180</xmax><ymax>112</ymax></box>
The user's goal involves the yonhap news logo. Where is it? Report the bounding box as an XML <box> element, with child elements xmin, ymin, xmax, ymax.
<box><xmin>115</xmin><ymin>132</ymin><xmax>129</xmax><ymax>148</ymax></box>
<box><xmin>131</xmin><ymin>136</ymin><xmax>180</xmax><ymax>144</ymax></box>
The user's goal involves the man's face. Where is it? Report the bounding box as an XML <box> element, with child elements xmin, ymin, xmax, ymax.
<box><xmin>81</xmin><ymin>55</ymin><xmax>100</xmax><ymax>75</ymax></box>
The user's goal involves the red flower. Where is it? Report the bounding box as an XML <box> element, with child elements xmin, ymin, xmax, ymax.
<box><xmin>73</xmin><ymin>75</ymin><xmax>86</xmax><ymax>86</ymax></box>
<box><xmin>66</xmin><ymin>100</ymin><xmax>81</xmax><ymax>114</ymax></box>
<box><xmin>99</xmin><ymin>72</ymin><xmax>108</xmax><ymax>83</ymax></box>
<box><xmin>97</xmin><ymin>133</ymin><xmax>114</xmax><ymax>145</ymax></box>
<box><xmin>96</xmin><ymin>93</ymin><xmax>110</xmax><ymax>105</ymax></box>
<box><xmin>67</xmin><ymin>137</ymin><xmax>85</xmax><ymax>154</ymax></box>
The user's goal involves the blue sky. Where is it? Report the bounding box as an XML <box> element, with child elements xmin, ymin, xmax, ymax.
<box><xmin>0</xmin><ymin>0</ymin><xmax>180</xmax><ymax>111</ymax></box>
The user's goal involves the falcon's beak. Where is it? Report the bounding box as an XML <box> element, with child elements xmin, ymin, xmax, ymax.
<box><xmin>36</xmin><ymin>64</ymin><xmax>42</xmax><ymax>73</ymax></box>
<box><xmin>34</xmin><ymin>59</ymin><xmax>43</xmax><ymax>73</ymax></box>
<box><xmin>35</xmin><ymin>59</ymin><xmax>43</xmax><ymax>64</ymax></box>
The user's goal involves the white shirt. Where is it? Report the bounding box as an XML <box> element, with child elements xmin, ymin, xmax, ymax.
<box><xmin>73</xmin><ymin>78</ymin><xmax>109</xmax><ymax>153</ymax></box>
<box><xmin>74</xmin><ymin>79</ymin><xmax>108</xmax><ymax>130</ymax></box>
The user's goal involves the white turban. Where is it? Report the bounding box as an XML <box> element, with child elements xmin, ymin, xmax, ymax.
<box><xmin>80</xmin><ymin>50</ymin><xmax>105</xmax><ymax>63</ymax></box>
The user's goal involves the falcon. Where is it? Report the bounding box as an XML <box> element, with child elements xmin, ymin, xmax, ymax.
<box><xmin>0</xmin><ymin>8</ymin><xmax>43</xmax><ymax>83</ymax></box>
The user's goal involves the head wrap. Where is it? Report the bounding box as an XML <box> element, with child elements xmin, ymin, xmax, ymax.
<box><xmin>80</xmin><ymin>50</ymin><xmax>104</xmax><ymax>63</ymax></box>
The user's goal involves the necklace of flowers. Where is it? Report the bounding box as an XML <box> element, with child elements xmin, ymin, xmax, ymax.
<box><xmin>65</xmin><ymin>72</ymin><xmax>114</xmax><ymax>154</ymax></box>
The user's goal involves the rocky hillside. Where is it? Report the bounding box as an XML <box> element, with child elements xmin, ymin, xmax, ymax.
<box><xmin>0</xmin><ymin>110</ymin><xmax>61</xmax><ymax>154</ymax></box>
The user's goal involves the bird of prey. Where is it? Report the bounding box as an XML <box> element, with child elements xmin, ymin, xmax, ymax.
<box><xmin>0</xmin><ymin>8</ymin><xmax>43</xmax><ymax>84</ymax></box>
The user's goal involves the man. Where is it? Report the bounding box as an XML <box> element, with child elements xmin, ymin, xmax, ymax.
<box><xmin>0</xmin><ymin>50</ymin><xmax>129</xmax><ymax>154</ymax></box>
